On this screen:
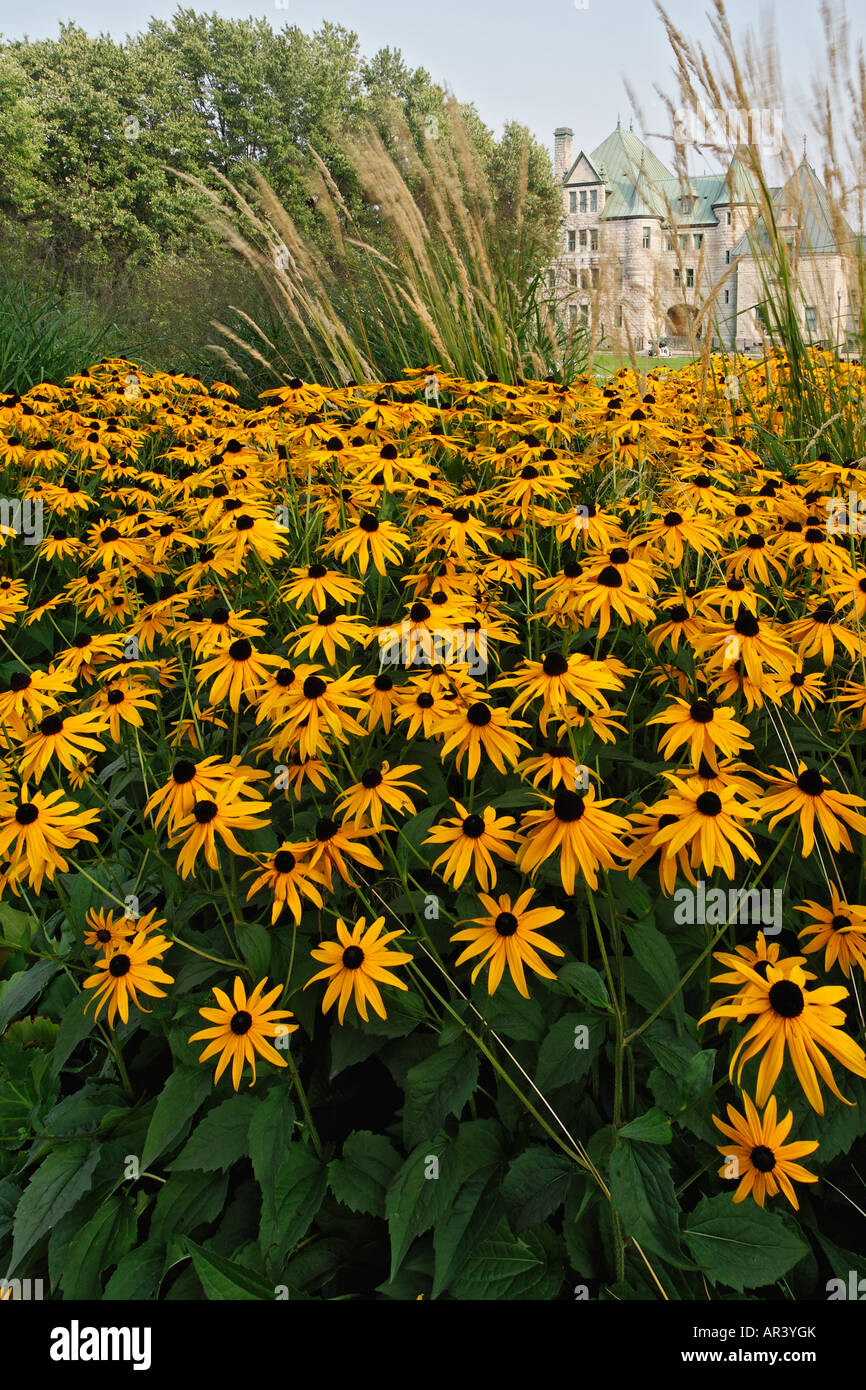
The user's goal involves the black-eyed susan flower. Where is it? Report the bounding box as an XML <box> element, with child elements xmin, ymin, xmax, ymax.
<box><xmin>518</xmin><ymin>786</ymin><xmax>630</xmax><ymax>893</ymax></box>
<box><xmin>169</xmin><ymin>780</ymin><xmax>271</xmax><ymax>879</ymax></box>
<box><xmin>438</xmin><ymin>702</ymin><xmax>530</xmax><ymax>779</ymax></box>
<box><xmin>758</xmin><ymin>762</ymin><xmax>866</xmax><ymax>858</ymax></box>
<box><xmin>647</xmin><ymin>697</ymin><xmax>752</xmax><ymax>772</ymax></box>
<box><xmin>83</xmin><ymin>929</ymin><xmax>174</xmax><ymax>1026</ymax></box>
<box><xmin>335</xmin><ymin>762</ymin><xmax>423</xmax><ymax>830</ymax></box>
<box><xmin>713</xmin><ymin>1093</ymin><xmax>818</xmax><ymax>1209</ymax></box>
<box><xmin>424</xmin><ymin>800</ymin><xmax>519</xmax><ymax>890</ymax></box>
<box><xmin>196</xmin><ymin>639</ymin><xmax>282</xmax><ymax>711</ymax></box>
<box><xmin>796</xmin><ymin>886</ymin><xmax>866</xmax><ymax>976</ymax></box>
<box><xmin>299</xmin><ymin>813</ymin><xmax>383</xmax><ymax>891</ymax></box>
<box><xmin>451</xmin><ymin>890</ymin><xmax>564</xmax><ymax>996</ymax></box>
<box><xmin>189</xmin><ymin>976</ymin><xmax>296</xmax><ymax>1088</ymax></box>
<box><xmin>651</xmin><ymin>775</ymin><xmax>761</xmax><ymax>879</ymax></box>
<box><xmin>0</xmin><ymin>788</ymin><xmax>99</xmax><ymax>893</ymax></box>
<box><xmin>244</xmin><ymin>843</ymin><xmax>327</xmax><ymax>924</ymax></box>
<box><xmin>18</xmin><ymin>709</ymin><xmax>108</xmax><ymax>783</ymax></box>
<box><xmin>700</xmin><ymin>958</ymin><xmax>866</xmax><ymax>1113</ymax></box>
<box><xmin>305</xmin><ymin>915</ymin><xmax>412</xmax><ymax>1024</ymax></box>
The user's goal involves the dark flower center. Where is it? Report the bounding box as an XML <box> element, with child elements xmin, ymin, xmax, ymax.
<box><xmin>40</xmin><ymin>713</ymin><xmax>64</xmax><ymax>736</ymax></box>
<box><xmin>230</xmin><ymin>1010</ymin><xmax>253</xmax><ymax>1034</ymax></box>
<box><xmin>109</xmin><ymin>954</ymin><xmax>131</xmax><ymax>978</ymax></box>
<box><xmin>373</xmin><ymin>674</ymin><xmax>393</xmax><ymax>692</ymax></box>
<box><xmin>462</xmin><ymin>814</ymin><xmax>485</xmax><ymax>838</ymax></box>
<box><xmin>15</xmin><ymin>804</ymin><xmax>38</xmax><ymax>825</ymax></box>
<box><xmin>417</xmin><ymin>693</ymin><xmax>434</xmax><ymax>709</ymax></box>
<box><xmin>107</xmin><ymin>690</ymin><xmax>124</xmax><ymax>705</ymax></box>
<box><xmin>229</xmin><ymin>638</ymin><xmax>252</xmax><ymax>661</ymax></box>
<box><xmin>275</xmin><ymin>667</ymin><xmax>295</xmax><ymax>687</ymax></box>
<box><xmin>172</xmin><ymin>760</ymin><xmax>196</xmax><ymax>783</ymax></box>
<box><xmin>663</xmin><ymin>511</ymin><xmax>683</xmax><ymax>527</ymax></box>
<box><xmin>316</xmin><ymin>817</ymin><xmax>336</xmax><ymax>841</ymax></box>
<box><xmin>307</xmin><ymin>563</ymin><xmax>327</xmax><ymax>578</ymax></box>
<box><xmin>495</xmin><ymin>912</ymin><xmax>518</xmax><ymax>936</ymax></box>
<box><xmin>689</xmin><ymin>700</ymin><xmax>714</xmax><ymax>724</ymax></box>
<box><xmin>274</xmin><ymin>850</ymin><xmax>296</xmax><ymax>873</ymax></box>
<box><xmin>609</xmin><ymin>547</ymin><xmax>629</xmax><ymax>564</ymax></box>
<box><xmin>193</xmin><ymin>801</ymin><xmax>218</xmax><ymax>823</ymax></box>
<box><xmin>409</xmin><ymin>602</ymin><xmax>430</xmax><ymax>622</ymax></box>
<box><xmin>342</xmin><ymin>945</ymin><xmax>364</xmax><ymax>969</ymax></box>
<box><xmin>542</xmin><ymin>652</ymin><xmax>569</xmax><ymax>677</ymax></box>
<box><xmin>750</xmin><ymin>1145</ymin><xmax>776</xmax><ymax>1173</ymax></box>
<box><xmin>768</xmin><ymin>979</ymin><xmax>804</xmax><ymax>1018</ymax></box>
<box><xmin>831</xmin><ymin>914</ymin><xmax>852</xmax><ymax>931</ymax></box>
<box><xmin>359</xmin><ymin>513</ymin><xmax>380</xmax><ymax>533</ymax></box>
<box><xmin>733</xmin><ymin>609</ymin><xmax>759</xmax><ymax>637</ymax></box>
<box><xmin>796</xmin><ymin>768</ymin><xmax>825</xmax><ymax>797</ymax></box>
<box><xmin>303</xmin><ymin>675</ymin><xmax>327</xmax><ymax>699</ymax></box>
<box><xmin>553</xmin><ymin>789</ymin><xmax>585</xmax><ymax>822</ymax></box>
<box><xmin>361</xmin><ymin>769</ymin><xmax>383</xmax><ymax>788</ymax></box>
<box><xmin>598</xmin><ymin>565</ymin><xmax>623</xmax><ymax>588</ymax></box>
<box><xmin>668</xmin><ymin>604</ymin><xmax>689</xmax><ymax>623</ymax></box>
<box><xmin>8</xmin><ymin>672</ymin><xmax>31</xmax><ymax>692</ymax></box>
<box><xmin>696</xmin><ymin>791</ymin><xmax>722</xmax><ymax>816</ymax></box>
<box><xmin>468</xmin><ymin>703</ymin><xmax>492</xmax><ymax>727</ymax></box>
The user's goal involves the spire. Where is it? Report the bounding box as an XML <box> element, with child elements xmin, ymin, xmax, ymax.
<box><xmin>802</xmin><ymin>134</ymin><xmax>808</xmax><ymax>164</ymax></box>
<box><xmin>616</xmin><ymin>114</ymin><xmax>621</xmax><ymax>130</ymax></box>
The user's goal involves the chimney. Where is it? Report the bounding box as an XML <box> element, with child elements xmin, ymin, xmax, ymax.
<box><xmin>554</xmin><ymin>127</ymin><xmax>574</xmax><ymax>184</ymax></box>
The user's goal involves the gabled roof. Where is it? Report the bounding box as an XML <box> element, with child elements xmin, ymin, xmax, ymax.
<box><xmin>563</xmin><ymin>150</ymin><xmax>605</xmax><ymax>185</ymax></box>
<box><xmin>589</xmin><ymin>122</ymin><xmax>672</xmax><ymax>189</ymax></box>
<box><xmin>713</xmin><ymin>147</ymin><xmax>760</xmax><ymax>207</ymax></box>
<box><xmin>731</xmin><ymin>157</ymin><xmax>856</xmax><ymax>257</ymax></box>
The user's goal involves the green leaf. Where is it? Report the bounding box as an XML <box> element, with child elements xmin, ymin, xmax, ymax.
<box><xmin>149</xmin><ymin>1169</ymin><xmax>228</xmax><ymax>1244</ymax></box>
<box><xmin>104</xmin><ymin>1240</ymin><xmax>165</xmax><ymax>1300</ymax></box>
<box><xmin>10</xmin><ymin>1140</ymin><xmax>101</xmax><ymax>1269</ymax></box>
<box><xmin>185</xmin><ymin>1237</ymin><xmax>274</xmax><ymax>1300</ymax></box>
<box><xmin>140</xmin><ymin>1065</ymin><xmax>212</xmax><ymax>1169</ymax></box>
<box><xmin>0</xmin><ymin>902</ymin><xmax>37</xmax><ymax>950</ymax></box>
<box><xmin>171</xmin><ymin>1094</ymin><xmax>258</xmax><ymax>1172</ymax></box>
<box><xmin>503</xmin><ymin>1147</ymin><xmax>575</xmax><ymax>1230</ymax></box>
<box><xmin>60</xmin><ymin>1195</ymin><xmax>136</xmax><ymax>1299</ymax></box>
<box><xmin>239</xmin><ymin>922</ymin><xmax>271</xmax><ymax>981</ymax></box>
<box><xmin>0</xmin><ymin>960</ymin><xmax>59</xmax><ymax>1034</ymax></box>
<box><xmin>535</xmin><ymin>1012</ymin><xmax>605</xmax><ymax>1091</ymax></box>
<box><xmin>450</xmin><ymin>1221</ymin><xmax>565</xmax><ymax>1299</ymax></box>
<box><xmin>51</xmin><ymin>991</ymin><xmax>97</xmax><ymax>1074</ymax></box>
<box><xmin>432</xmin><ymin>1120</ymin><xmax>506</xmax><ymax>1297</ymax></box>
<box><xmin>270</xmin><ymin>1143</ymin><xmax>328</xmax><ymax>1260</ymax></box>
<box><xmin>249</xmin><ymin>1087</ymin><xmax>295</xmax><ymax>1243</ymax></box>
<box><xmin>328</xmin><ymin>1131</ymin><xmax>402</xmax><ymax>1218</ymax></box>
<box><xmin>556</xmin><ymin>961</ymin><xmax>611</xmax><ymax>1011</ymax></box>
<box><xmin>684</xmin><ymin>1194</ymin><xmax>809</xmax><ymax>1292</ymax></box>
<box><xmin>403</xmin><ymin>1039</ymin><xmax>479</xmax><ymax>1148</ymax></box>
<box><xmin>609</xmin><ymin>1139</ymin><xmax>692</xmax><ymax>1268</ymax></box>
<box><xmin>386</xmin><ymin>1133</ymin><xmax>455</xmax><ymax>1280</ymax></box>
<box><xmin>618</xmin><ymin>1107</ymin><xmax>673</xmax><ymax>1144</ymax></box>
<box><xmin>623</xmin><ymin>920</ymin><xmax>686</xmax><ymax>1027</ymax></box>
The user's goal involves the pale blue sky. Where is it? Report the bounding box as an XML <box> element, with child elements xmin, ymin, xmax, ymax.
<box><xmin>1</xmin><ymin>0</ymin><xmax>856</xmax><ymax>171</ymax></box>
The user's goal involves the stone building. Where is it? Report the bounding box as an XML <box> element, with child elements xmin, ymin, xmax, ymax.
<box><xmin>550</xmin><ymin>120</ymin><xmax>860</xmax><ymax>353</ymax></box>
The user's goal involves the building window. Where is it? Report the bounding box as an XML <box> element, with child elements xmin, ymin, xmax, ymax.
<box><xmin>681</xmin><ymin>196</ymin><xmax>692</xmax><ymax>214</ymax></box>
<box><xmin>569</xmin><ymin>304</ymin><xmax>577</xmax><ymax>326</ymax></box>
<box><xmin>724</xmin><ymin>289</ymin><xmax>730</xmax><ymax>304</ymax></box>
<box><xmin>725</xmin><ymin>250</ymin><xmax>731</xmax><ymax>264</ymax></box>
<box><xmin>591</xmin><ymin>266</ymin><xmax>600</xmax><ymax>288</ymax></box>
<box><xmin>580</xmin><ymin>304</ymin><xmax>589</xmax><ymax>324</ymax></box>
<box><xmin>635</xmin><ymin>335</ymin><xmax>644</xmax><ymax>350</ymax></box>
<box><xmin>581</xmin><ymin>269</ymin><xmax>590</xmax><ymax>290</ymax></box>
<box><xmin>642</xmin><ymin>226</ymin><xmax>651</xmax><ymax>248</ymax></box>
<box><xmin>579</xmin><ymin>190</ymin><xmax>587</xmax><ymax>213</ymax></box>
<box><xmin>685</xmin><ymin>267</ymin><xmax>695</xmax><ymax>288</ymax></box>
<box><xmin>569</xmin><ymin>191</ymin><xmax>577</xmax><ymax>213</ymax></box>
<box><xmin>589</xmin><ymin>189</ymin><xmax>597</xmax><ymax>212</ymax></box>
<box><xmin>579</xmin><ymin>229</ymin><xmax>587</xmax><ymax>249</ymax></box>
<box><xmin>568</xmin><ymin>230</ymin><xmax>576</xmax><ymax>253</ymax></box>
<box><xmin>665</xmin><ymin>234</ymin><xmax>675</xmax><ymax>251</ymax></box>
<box><xmin>615</xmin><ymin>305</ymin><xmax>623</xmax><ymax>328</ymax></box>
<box><xmin>673</xmin><ymin>268</ymin><xmax>681</xmax><ymax>286</ymax></box>
<box><xmin>679</xmin><ymin>234</ymin><xmax>689</xmax><ymax>249</ymax></box>
<box><xmin>726</xmin><ymin>211</ymin><xmax>732</xmax><ymax>225</ymax></box>
<box><xmin>693</xmin><ymin>234</ymin><xmax>703</xmax><ymax>249</ymax></box>
<box><xmin>569</xmin><ymin>269</ymin><xmax>578</xmax><ymax>289</ymax></box>
<box><xmin>590</xmin><ymin>229</ymin><xmax>599</xmax><ymax>252</ymax></box>
<box><xmin>805</xmin><ymin>306</ymin><xmax>817</xmax><ymax>333</ymax></box>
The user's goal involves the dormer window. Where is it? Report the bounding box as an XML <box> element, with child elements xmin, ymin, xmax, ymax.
<box><xmin>681</xmin><ymin>196</ymin><xmax>692</xmax><ymax>214</ymax></box>
<box><xmin>590</xmin><ymin>189</ymin><xmax>598</xmax><ymax>212</ymax></box>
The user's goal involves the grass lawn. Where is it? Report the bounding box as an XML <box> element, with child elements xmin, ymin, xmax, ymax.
<box><xmin>591</xmin><ymin>351</ymin><xmax>698</xmax><ymax>376</ymax></box>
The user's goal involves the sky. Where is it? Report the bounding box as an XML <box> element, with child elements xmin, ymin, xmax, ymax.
<box><xmin>0</xmin><ymin>0</ymin><xmax>858</xmax><ymax>173</ymax></box>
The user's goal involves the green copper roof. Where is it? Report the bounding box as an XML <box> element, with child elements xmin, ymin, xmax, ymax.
<box><xmin>731</xmin><ymin>158</ymin><xmax>856</xmax><ymax>256</ymax></box>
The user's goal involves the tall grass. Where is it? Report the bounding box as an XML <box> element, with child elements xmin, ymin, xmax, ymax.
<box><xmin>179</xmin><ymin>100</ymin><xmax>589</xmax><ymax>386</ymax></box>
<box><xmin>0</xmin><ymin>275</ymin><xmax>118</xmax><ymax>396</ymax></box>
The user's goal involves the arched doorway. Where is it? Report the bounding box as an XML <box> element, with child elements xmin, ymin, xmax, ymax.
<box><xmin>666</xmin><ymin>304</ymin><xmax>700</xmax><ymax>344</ymax></box>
